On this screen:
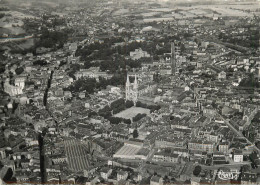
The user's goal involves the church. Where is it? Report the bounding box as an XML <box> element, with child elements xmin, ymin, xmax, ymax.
<box><xmin>125</xmin><ymin>73</ymin><xmax>157</xmax><ymax>105</ymax></box>
<box><xmin>125</xmin><ymin>74</ymin><xmax>138</xmax><ymax>105</ymax></box>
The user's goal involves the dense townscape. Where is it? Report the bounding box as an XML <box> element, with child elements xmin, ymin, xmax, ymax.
<box><xmin>0</xmin><ymin>0</ymin><xmax>260</xmax><ymax>184</ymax></box>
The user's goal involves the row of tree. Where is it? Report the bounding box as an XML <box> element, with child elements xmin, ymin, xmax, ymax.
<box><xmin>133</xmin><ymin>113</ymin><xmax>147</xmax><ymax>122</ymax></box>
<box><xmin>108</xmin><ymin>117</ymin><xmax>131</xmax><ymax>125</ymax></box>
<box><xmin>98</xmin><ymin>99</ymin><xmax>134</xmax><ymax>119</ymax></box>
<box><xmin>33</xmin><ymin>60</ymin><xmax>48</xmax><ymax>66</ymax></box>
<box><xmin>136</xmin><ymin>101</ymin><xmax>161</xmax><ymax>113</ymax></box>
<box><xmin>64</xmin><ymin>73</ymin><xmax>127</xmax><ymax>95</ymax></box>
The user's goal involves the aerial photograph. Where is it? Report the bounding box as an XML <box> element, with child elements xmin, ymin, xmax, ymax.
<box><xmin>0</xmin><ymin>0</ymin><xmax>260</xmax><ymax>184</ymax></box>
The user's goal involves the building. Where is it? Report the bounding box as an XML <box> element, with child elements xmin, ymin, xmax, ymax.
<box><xmin>233</xmin><ymin>149</ymin><xmax>243</xmax><ymax>163</ymax></box>
<box><xmin>4</xmin><ymin>79</ymin><xmax>23</xmax><ymax>96</ymax></box>
<box><xmin>241</xmin><ymin>172</ymin><xmax>257</xmax><ymax>184</ymax></box>
<box><xmin>171</xmin><ymin>42</ymin><xmax>176</xmax><ymax>75</ymax></box>
<box><xmin>100</xmin><ymin>167</ymin><xmax>112</xmax><ymax>180</ymax></box>
<box><xmin>14</xmin><ymin>77</ymin><xmax>25</xmax><ymax>89</ymax></box>
<box><xmin>125</xmin><ymin>74</ymin><xmax>157</xmax><ymax>105</ymax></box>
<box><xmin>113</xmin><ymin>141</ymin><xmax>149</xmax><ymax>160</ymax></box>
<box><xmin>153</xmin><ymin>151</ymin><xmax>179</xmax><ymax>163</ymax></box>
<box><xmin>218</xmin><ymin>142</ymin><xmax>229</xmax><ymax>154</ymax></box>
<box><xmin>155</xmin><ymin>137</ymin><xmax>186</xmax><ymax>148</ymax></box>
<box><xmin>150</xmin><ymin>175</ymin><xmax>164</xmax><ymax>185</ymax></box>
<box><xmin>117</xmin><ymin>171</ymin><xmax>128</xmax><ymax>181</ymax></box>
<box><xmin>188</xmin><ymin>140</ymin><xmax>214</xmax><ymax>153</ymax></box>
<box><xmin>0</xmin><ymin>149</ymin><xmax>6</xmax><ymax>160</ymax></box>
<box><xmin>202</xmin><ymin>105</ymin><xmax>216</xmax><ymax>119</ymax></box>
<box><xmin>218</xmin><ymin>71</ymin><xmax>226</xmax><ymax>81</ymax></box>
<box><xmin>130</xmin><ymin>48</ymin><xmax>150</xmax><ymax>60</ymax></box>
<box><xmin>125</xmin><ymin>74</ymin><xmax>138</xmax><ymax>105</ymax></box>
<box><xmin>74</xmin><ymin>67</ymin><xmax>113</xmax><ymax>81</ymax></box>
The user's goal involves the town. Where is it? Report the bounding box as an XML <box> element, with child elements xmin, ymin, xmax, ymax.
<box><xmin>0</xmin><ymin>0</ymin><xmax>260</xmax><ymax>184</ymax></box>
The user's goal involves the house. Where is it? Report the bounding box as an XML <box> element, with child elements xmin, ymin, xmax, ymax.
<box><xmin>100</xmin><ymin>167</ymin><xmax>112</xmax><ymax>180</ymax></box>
<box><xmin>241</xmin><ymin>172</ymin><xmax>257</xmax><ymax>184</ymax></box>
<box><xmin>188</xmin><ymin>140</ymin><xmax>215</xmax><ymax>153</ymax></box>
<box><xmin>155</xmin><ymin>137</ymin><xmax>186</xmax><ymax>148</ymax></box>
<box><xmin>153</xmin><ymin>150</ymin><xmax>179</xmax><ymax>163</ymax></box>
<box><xmin>191</xmin><ymin>176</ymin><xmax>201</xmax><ymax>185</ymax></box>
<box><xmin>74</xmin><ymin>67</ymin><xmax>112</xmax><ymax>81</ymax></box>
<box><xmin>0</xmin><ymin>149</ymin><xmax>6</xmax><ymax>160</ymax></box>
<box><xmin>233</xmin><ymin>149</ymin><xmax>243</xmax><ymax>163</ymax></box>
<box><xmin>218</xmin><ymin>142</ymin><xmax>229</xmax><ymax>154</ymax></box>
<box><xmin>218</xmin><ymin>71</ymin><xmax>226</xmax><ymax>81</ymax></box>
<box><xmin>15</xmin><ymin>77</ymin><xmax>26</xmax><ymax>89</ymax></box>
<box><xmin>4</xmin><ymin>79</ymin><xmax>23</xmax><ymax>96</ymax></box>
<box><xmin>202</xmin><ymin>105</ymin><xmax>216</xmax><ymax>119</ymax></box>
<box><xmin>172</xmin><ymin>148</ymin><xmax>189</xmax><ymax>158</ymax></box>
<box><xmin>117</xmin><ymin>171</ymin><xmax>128</xmax><ymax>181</ymax></box>
<box><xmin>150</xmin><ymin>175</ymin><xmax>163</xmax><ymax>185</ymax></box>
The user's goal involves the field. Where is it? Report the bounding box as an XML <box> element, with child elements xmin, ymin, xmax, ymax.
<box><xmin>143</xmin><ymin>17</ymin><xmax>174</xmax><ymax>23</ymax></box>
<box><xmin>142</xmin><ymin>2</ymin><xmax>260</xmax><ymax>21</ymax></box>
<box><xmin>114</xmin><ymin>107</ymin><xmax>150</xmax><ymax>119</ymax></box>
<box><xmin>112</xmin><ymin>9</ymin><xmax>130</xmax><ymax>16</ymax></box>
<box><xmin>2</xmin><ymin>11</ymin><xmax>36</xmax><ymax>19</ymax></box>
<box><xmin>16</xmin><ymin>38</ymin><xmax>35</xmax><ymax>49</ymax></box>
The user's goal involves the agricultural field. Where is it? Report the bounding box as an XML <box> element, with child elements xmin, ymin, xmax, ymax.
<box><xmin>143</xmin><ymin>17</ymin><xmax>174</xmax><ymax>23</ymax></box>
<box><xmin>1</xmin><ymin>11</ymin><xmax>36</xmax><ymax>19</ymax></box>
<box><xmin>112</xmin><ymin>9</ymin><xmax>130</xmax><ymax>16</ymax></box>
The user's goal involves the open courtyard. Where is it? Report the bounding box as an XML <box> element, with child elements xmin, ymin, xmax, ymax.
<box><xmin>113</xmin><ymin>107</ymin><xmax>150</xmax><ymax>120</ymax></box>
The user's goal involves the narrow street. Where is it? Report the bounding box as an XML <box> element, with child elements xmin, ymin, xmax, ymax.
<box><xmin>43</xmin><ymin>68</ymin><xmax>60</xmax><ymax>127</ymax></box>
<box><xmin>216</xmin><ymin>112</ymin><xmax>260</xmax><ymax>153</ymax></box>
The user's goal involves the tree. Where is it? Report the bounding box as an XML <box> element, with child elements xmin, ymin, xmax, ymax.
<box><xmin>153</xmin><ymin>55</ymin><xmax>159</xmax><ymax>60</ymax></box>
<box><xmin>88</xmin><ymin>111</ymin><xmax>97</xmax><ymax>117</ymax></box>
<box><xmin>249</xmin><ymin>151</ymin><xmax>258</xmax><ymax>169</ymax></box>
<box><xmin>136</xmin><ymin>101</ymin><xmax>146</xmax><ymax>108</ymax></box>
<box><xmin>97</xmin><ymin>77</ymin><xmax>109</xmax><ymax>89</ymax></box>
<box><xmin>68</xmin><ymin>64</ymin><xmax>81</xmax><ymax>80</ymax></box>
<box><xmin>84</xmin><ymin>60</ymin><xmax>93</xmax><ymax>69</ymax></box>
<box><xmin>125</xmin><ymin>100</ymin><xmax>134</xmax><ymax>108</ymax></box>
<box><xmin>33</xmin><ymin>60</ymin><xmax>47</xmax><ymax>66</ymax></box>
<box><xmin>98</xmin><ymin>105</ymin><xmax>111</xmax><ymax>119</ymax></box>
<box><xmin>108</xmin><ymin>117</ymin><xmax>122</xmax><ymax>124</ymax></box>
<box><xmin>36</xmin><ymin>28</ymin><xmax>68</xmax><ymax>49</ymax></box>
<box><xmin>0</xmin><ymin>13</ymin><xmax>5</xmax><ymax>19</ymax></box>
<box><xmin>256</xmin><ymin>141</ymin><xmax>260</xmax><ymax>149</ymax></box>
<box><xmin>239</xmin><ymin>74</ymin><xmax>260</xmax><ymax>88</ymax></box>
<box><xmin>133</xmin><ymin>129</ymin><xmax>138</xmax><ymax>138</ymax></box>
<box><xmin>110</xmin><ymin>98</ymin><xmax>126</xmax><ymax>114</ymax></box>
<box><xmin>65</xmin><ymin>77</ymin><xmax>97</xmax><ymax>94</ymax></box>
<box><xmin>133</xmin><ymin>113</ymin><xmax>146</xmax><ymax>122</ymax></box>
<box><xmin>193</xmin><ymin>165</ymin><xmax>202</xmax><ymax>176</ymax></box>
<box><xmin>15</xmin><ymin>67</ymin><xmax>24</xmax><ymax>75</ymax></box>
<box><xmin>3</xmin><ymin>168</ymin><xmax>13</xmax><ymax>182</ymax></box>
<box><xmin>123</xmin><ymin>119</ymin><xmax>131</xmax><ymax>124</ymax></box>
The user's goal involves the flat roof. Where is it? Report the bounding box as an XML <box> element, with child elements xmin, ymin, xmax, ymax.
<box><xmin>114</xmin><ymin>145</ymin><xmax>140</xmax><ymax>157</ymax></box>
